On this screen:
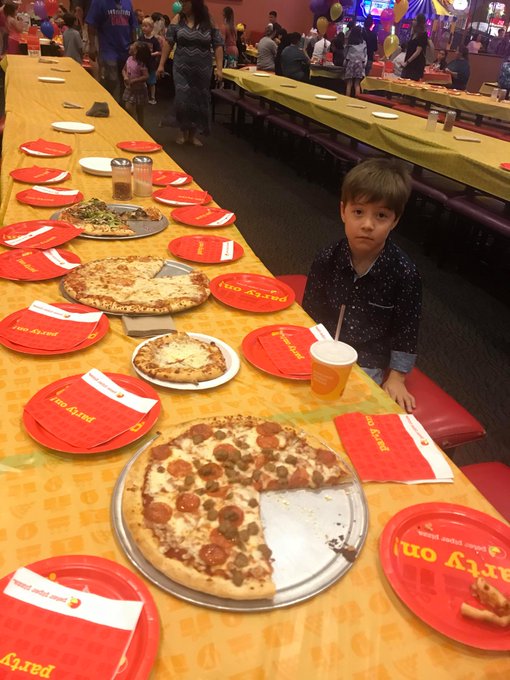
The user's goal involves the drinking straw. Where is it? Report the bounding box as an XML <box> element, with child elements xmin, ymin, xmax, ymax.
<box><xmin>334</xmin><ymin>304</ymin><xmax>346</xmax><ymax>342</ymax></box>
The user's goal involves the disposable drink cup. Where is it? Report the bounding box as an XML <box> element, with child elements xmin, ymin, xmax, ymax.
<box><xmin>310</xmin><ymin>340</ymin><xmax>358</xmax><ymax>400</ymax></box>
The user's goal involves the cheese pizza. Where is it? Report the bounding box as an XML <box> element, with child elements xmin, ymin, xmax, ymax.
<box><xmin>122</xmin><ymin>415</ymin><xmax>351</xmax><ymax>600</ymax></box>
<box><xmin>62</xmin><ymin>256</ymin><xmax>210</xmax><ymax>314</ymax></box>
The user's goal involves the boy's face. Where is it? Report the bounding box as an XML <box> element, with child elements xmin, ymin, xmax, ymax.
<box><xmin>341</xmin><ymin>199</ymin><xmax>398</xmax><ymax>260</ymax></box>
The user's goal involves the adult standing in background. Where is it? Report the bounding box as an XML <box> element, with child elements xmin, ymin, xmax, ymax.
<box><xmin>267</xmin><ymin>10</ymin><xmax>281</xmax><ymax>34</ymax></box>
<box><xmin>401</xmin><ymin>13</ymin><xmax>427</xmax><ymax>81</ymax></box>
<box><xmin>362</xmin><ymin>14</ymin><xmax>377</xmax><ymax>75</ymax></box>
<box><xmin>257</xmin><ymin>26</ymin><xmax>278</xmax><ymax>71</ymax></box>
<box><xmin>222</xmin><ymin>6</ymin><xmax>238</xmax><ymax>65</ymax></box>
<box><xmin>157</xmin><ymin>0</ymin><xmax>223</xmax><ymax>146</ymax></box>
<box><xmin>312</xmin><ymin>32</ymin><xmax>330</xmax><ymax>61</ymax></box>
<box><xmin>467</xmin><ymin>33</ymin><xmax>483</xmax><ymax>54</ymax></box>
<box><xmin>86</xmin><ymin>0</ymin><xmax>137</xmax><ymax>101</ymax></box>
<box><xmin>4</xmin><ymin>2</ymin><xmax>23</xmax><ymax>55</ymax></box>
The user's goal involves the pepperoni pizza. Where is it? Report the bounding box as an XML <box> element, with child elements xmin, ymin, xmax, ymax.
<box><xmin>122</xmin><ymin>415</ymin><xmax>351</xmax><ymax>600</ymax></box>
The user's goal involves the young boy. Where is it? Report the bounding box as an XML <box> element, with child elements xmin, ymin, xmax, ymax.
<box><xmin>302</xmin><ymin>158</ymin><xmax>421</xmax><ymax>413</ymax></box>
<box><xmin>62</xmin><ymin>13</ymin><xmax>83</xmax><ymax>64</ymax></box>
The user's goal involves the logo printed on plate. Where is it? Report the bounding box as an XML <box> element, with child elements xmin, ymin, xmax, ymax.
<box><xmin>0</xmin><ymin>248</ymin><xmax>81</xmax><ymax>281</ymax></box>
<box><xmin>153</xmin><ymin>187</ymin><xmax>211</xmax><ymax>206</ymax></box>
<box><xmin>0</xmin><ymin>219</ymin><xmax>83</xmax><ymax>249</ymax></box>
<box><xmin>210</xmin><ymin>273</ymin><xmax>296</xmax><ymax>312</ymax></box>
<box><xmin>9</xmin><ymin>166</ymin><xmax>71</xmax><ymax>184</ymax></box>
<box><xmin>168</xmin><ymin>234</ymin><xmax>244</xmax><ymax>263</ymax></box>
<box><xmin>171</xmin><ymin>205</ymin><xmax>236</xmax><ymax>227</ymax></box>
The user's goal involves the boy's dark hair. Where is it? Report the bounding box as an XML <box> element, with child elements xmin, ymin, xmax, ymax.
<box><xmin>63</xmin><ymin>12</ymin><xmax>76</xmax><ymax>28</ymax></box>
<box><xmin>269</xmin><ymin>10</ymin><xmax>277</xmax><ymax>18</ymax></box>
<box><xmin>341</xmin><ymin>159</ymin><xmax>411</xmax><ymax>218</ymax></box>
<box><xmin>348</xmin><ymin>25</ymin><xmax>363</xmax><ymax>46</ymax></box>
<box><xmin>288</xmin><ymin>32</ymin><xmax>301</xmax><ymax>45</ymax></box>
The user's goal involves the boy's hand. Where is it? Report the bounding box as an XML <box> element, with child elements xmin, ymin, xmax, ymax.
<box><xmin>382</xmin><ymin>370</ymin><xmax>416</xmax><ymax>413</ymax></box>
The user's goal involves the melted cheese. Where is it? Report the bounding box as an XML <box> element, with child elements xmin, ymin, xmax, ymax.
<box><xmin>157</xmin><ymin>341</ymin><xmax>211</xmax><ymax>368</ymax></box>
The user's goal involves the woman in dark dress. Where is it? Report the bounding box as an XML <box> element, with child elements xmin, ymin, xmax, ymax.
<box><xmin>402</xmin><ymin>13</ymin><xmax>428</xmax><ymax>81</ymax></box>
<box><xmin>157</xmin><ymin>0</ymin><xmax>224</xmax><ymax>146</ymax></box>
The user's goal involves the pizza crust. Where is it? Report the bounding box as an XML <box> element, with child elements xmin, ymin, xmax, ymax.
<box><xmin>133</xmin><ymin>332</ymin><xmax>227</xmax><ymax>383</ymax></box>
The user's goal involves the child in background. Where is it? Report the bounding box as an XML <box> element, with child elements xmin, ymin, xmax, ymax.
<box><xmin>343</xmin><ymin>25</ymin><xmax>367</xmax><ymax>97</ymax></box>
<box><xmin>303</xmin><ymin>159</ymin><xmax>422</xmax><ymax>413</ymax></box>
<box><xmin>63</xmin><ymin>13</ymin><xmax>83</xmax><ymax>64</ymax></box>
<box><xmin>140</xmin><ymin>17</ymin><xmax>161</xmax><ymax>104</ymax></box>
<box><xmin>122</xmin><ymin>41</ymin><xmax>151</xmax><ymax>126</ymax></box>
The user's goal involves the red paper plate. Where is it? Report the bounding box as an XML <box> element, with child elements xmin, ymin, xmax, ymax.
<box><xmin>20</xmin><ymin>138</ymin><xmax>72</xmax><ymax>157</ymax></box>
<box><xmin>0</xmin><ymin>303</ymin><xmax>109</xmax><ymax>355</ymax></box>
<box><xmin>0</xmin><ymin>219</ymin><xmax>83</xmax><ymax>249</ymax></box>
<box><xmin>171</xmin><ymin>205</ymin><xmax>236</xmax><ymax>227</ymax></box>
<box><xmin>0</xmin><ymin>555</ymin><xmax>159</xmax><ymax>680</ymax></box>
<box><xmin>500</xmin><ymin>163</ymin><xmax>510</xmax><ymax>172</ymax></box>
<box><xmin>242</xmin><ymin>324</ymin><xmax>312</xmax><ymax>380</ymax></box>
<box><xmin>0</xmin><ymin>248</ymin><xmax>81</xmax><ymax>281</ymax></box>
<box><xmin>380</xmin><ymin>502</ymin><xmax>510</xmax><ymax>650</ymax></box>
<box><xmin>209</xmin><ymin>273</ymin><xmax>295</xmax><ymax>312</ymax></box>
<box><xmin>153</xmin><ymin>187</ymin><xmax>212</xmax><ymax>206</ymax></box>
<box><xmin>116</xmin><ymin>141</ymin><xmax>162</xmax><ymax>153</ymax></box>
<box><xmin>168</xmin><ymin>234</ymin><xmax>244</xmax><ymax>264</ymax></box>
<box><xmin>152</xmin><ymin>169</ymin><xmax>192</xmax><ymax>186</ymax></box>
<box><xmin>16</xmin><ymin>186</ymin><xmax>83</xmax><ymax>207</ymax></box>
<box><xmin>23</xmin><ymin>372</ymin><xmax>161</xmax><ymax>454</ymax></box>
<box><xmin>10</xmin><ymin>166</ymin><xmax>71</xmax><ymax>184</ymax></box>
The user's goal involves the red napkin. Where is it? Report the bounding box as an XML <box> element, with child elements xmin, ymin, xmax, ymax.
<box><xmin>500</xmin><ymin>163</ymin><xmax>510</xmax><ymax>172</ymax></box>
<box><xmin>19</xmin><ymin>138</ymin><xmax>72</xmax><ymax>156</ymax></box>
<box><xmin>334</xmin><ymin>413</ymin><xmax>453</xmax><ymax>483</ymax></box>
<box><xmin>24</xmin><ymin>368</ymin><xmax>158</xmax><ymax>448</ymax></box>
<box><xmin>0</xmin><ymin>301</ymin><xmax>103</xmax><ymax>350</ymax></box>
<box><xmin>0</xmin><ymin>248</ymin><xmax>80</xmax><ymax>281</ymax></box>
<box><xmin>0</xmin><ymin>567</ymin><xmax>142</xmax><ymax>680</ymax></box>
<box><xmin>258</xmin><ymin>327</ymin><xmax>316</xmax><ymax>376</ymax></box>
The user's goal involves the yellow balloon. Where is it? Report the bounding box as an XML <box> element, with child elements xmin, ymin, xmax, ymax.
<box><xmin>383</xmin><ymin>34</ymin><xmax>400</xmax><ymax>59</ymax></box>
<box><xmin>393</xmin><ymin>0</ymin><xmax>409</xmax><ymax>23</ymax></box>
<box><xmin>330</xmin><ymin>3</ymin><xmax>343</xmax><ymax>21</ymax></box>
<box><xmin>317</xmin><ymin>16</ymin><xmax>329</xmax><ymax>35</ymax></box>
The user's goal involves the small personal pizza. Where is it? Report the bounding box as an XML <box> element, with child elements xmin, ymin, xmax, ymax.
<box><xmin>134</xmin><ymin>332</ymin><xmax>227</xmax><ymax>384</ymax></box>
<box><xmin>60</xmin><ymin>198</ymin><xmax>163</xmax><ymax>236</ymax></box>
<box><xmin>122</xmin><ymin>415</ymin><xmax>351</xmax><ymax>600</ymax></box>
<box><xmin>63</xmin><ymin>256</ymin><xmax>210</xmax><ymax>314</ymax></box>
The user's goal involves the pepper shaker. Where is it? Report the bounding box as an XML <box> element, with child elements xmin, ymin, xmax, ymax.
<box><xmin>443</xmin><ymin>110</ymin><xmax>456</xmax><ymax>132</ymax></box>
<box><xmin>111</xmin><ymin>158</ymin><xmax>132</xmax><ymax>201</ymax></box>
<box><xmin>132</xmin><ymin>156</ymin><xmax>153</xmax><ymax>197</ymax></box>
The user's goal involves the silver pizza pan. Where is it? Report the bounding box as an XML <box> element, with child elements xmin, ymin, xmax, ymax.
<box><xmin>59</xmin><ymin>260</ymin><xmax>194</xmax><ymax>317</ymax></box>
<box><xmin>111</xmin><ymin>427</ymin><xmax>369</xmax><ymax>612</ymax></box>
<box><xmin>51</xmin><ymin>203</ymin><xmax>169</xmax><ymax>240</ymax></box>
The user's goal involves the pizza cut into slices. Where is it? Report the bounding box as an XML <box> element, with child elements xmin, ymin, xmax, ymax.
<box><xmin>134</xmin><ymin>332</ymin><xmax>227</xmax><ymax>384</ymax></box>
<box><xmin>122</xmin><ymin>415</ymin><xmax>352</xmax><ymax>600</ymax></box>
<box><xmin>62</xmin><ymin>256</ymin><xmax>210</xmax><ymax>314</ymax></box>
<box><xmin>60</xmin><ymin>198</ymin><xmax>163</xmax><ymax>236</ymax></box>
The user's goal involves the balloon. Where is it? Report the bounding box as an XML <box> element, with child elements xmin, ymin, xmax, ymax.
<box><xmin>330</xmin><ymin>2</ymin><xmax>343</xmax><ymax>20</ymax></box>
<box><xmin>34</xmin><ymin>0</ymin><xmax>47</xmax><ymax>19</ymax></box>
<box><xmin>40</xmin><ymin>19</ymin><xmax>54</xmax><ymax>39</ymax></box>
<box><xmin>317</xmin><ymin>16</ymin><xmax>329</xmax><ymax>34</ymax></box>
<box><xmin>380</xmin><ymin>8</ymin><xmax>394</xmax><ymax>23</ymax></box>
<box><xmin>383</xmin><ymin>34</ymin><xmax>399</xmax><ymax>58</ymax></box>
<box><xmin>326</xmin><ymin>22</ymin><xmax>337</xmax><ymax>40</ymax></box>
<box><xmin>172</xmin><ymin>1</ymin><xmax>182</xmax><ymax>13</ymax></box>
<box><xmin>393</xmin><ymin>0</ymin><xmax>409</xmax><ymax>22</ymax></box>
<box><xmin>45</xmin><ymin>0</ymin><xmax>58</xmax><ymax>16</ymax></box>
<box><xmin>310</xmin><ymin>0</ymin><xmax>326</xmax><ymax>13</ymax></box>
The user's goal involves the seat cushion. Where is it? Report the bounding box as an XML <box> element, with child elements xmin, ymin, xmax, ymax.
<box><xmin>446</xmin><ymin>194</ymin><xmax>510</xmax><ymax>238</ymax></box>
<box><xmin>211</xmin><ymin>89</ymin><xmax>240</xmax><ymax>104</ymax></box>
<box><xmin>407</xmin><ymin>368</ymin><xmax>486</xmax><ymax>449</ymax></box>
<box><xmin>237</xmin><ymin>98</ymin><xmax>269</xmax><ymax>118</ymax></box>
<box><xmin>309</xmin><ymin>132</ymin><xmax>364</xmax><ymax>163</ymax></box>
<box><xmin>411</xmin><ymin>171</ymin><xmax>466</xmax><ymax>204</ymax></box>
<box><xmin>275</xmin><ymin>274</ymin><xmax>307</xmax><ymax>305</ymax></box>
<box><xmin>266</xmin><ymin>114</ymin><xmax>310</xmax><ymax>138</ymax></box>
<box><xmin>461</xmin><ymin>462</ymin><xmax>510</xmax><ymax>522</ymax></box>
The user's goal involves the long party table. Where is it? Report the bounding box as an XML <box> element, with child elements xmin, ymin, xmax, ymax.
<box><xmin>362</xmin><ymin>75</ymin><xmax>510</xmax><ymax>124</ymax></box>
<box><xmin>1</xmin><ymin>56</ymin><xmax>510</xmax><ymax>679</ymax></box>
<box><xmin>224</xmin><ymin>68</ymin><xmax>510</xmax><ymax>201</ymax></box>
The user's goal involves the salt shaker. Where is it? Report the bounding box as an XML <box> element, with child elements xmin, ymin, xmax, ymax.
<box><xmin>443</xmin><ymin>110</ymin><xmax>456</xmax><ymax>132</ymax></box>
<box><xmin>491</xmin><ymin>87</ymin><xmax>499</xmax><ymax>100</ymax></box>
<box><xmin>425</xmin><ymin>109</ymin><xmax>439</xmax><ymax>131</ymax></box>
<box><xmin>111</xmin><ymin>158</ymin><xmax>132</xmax><ymax>201</ymax></box>
<box><xmin>132</xmin><ymin>156</ymin><xmax>153</xmax><ymax>197</ymax></box>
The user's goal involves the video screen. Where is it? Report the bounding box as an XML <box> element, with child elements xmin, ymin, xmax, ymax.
<box><xmin>364</xmin><ymin>0</ymin><xmax>395</xmax><ymax>17</ymax></box>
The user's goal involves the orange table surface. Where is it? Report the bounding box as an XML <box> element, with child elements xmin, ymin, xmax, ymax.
<box><xmin>1</xmin><ymin>56</ymin><xmax>509</xmax><ymax>679</ymax></box>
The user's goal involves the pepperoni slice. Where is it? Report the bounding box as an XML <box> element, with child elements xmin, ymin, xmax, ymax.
<box><xmin>165</xmin><ymin>546</ymin><xmax>187</xmax><ymax>561</ymax></box>
<box><xmin>213</xmin><ymin>443</ymin><xmax>238</xmax><ymax>457</ymax></box>
<box><xmin>167</xmin><ymin>459</ymin><xmax>193</xmax><ymax>477</ymax></box>
<box><xmin>316</xmin><ymin>449</ymin><xmax>338</xmax><ymax>468</ymax></box>
<box><xmin>151</xmin><ymin>444</ymin><xmax>172</xmax><ymax>460</ymax></box>
<box><xmin>197</xmin><ymin>462</ymin><xmax>223</xmax><ymax>481</ymax></box>
<box><xmin>144</xmin><ymin>501</ymin><xmax>172</xmax><ymax>523</ymax></box>
<box><xmin>218</xmin><ymin>505</ymin><xmax>244</xmax><ymax>527</ymax></box>
<box><xmin>256</xmin><ymin>435</ymin><xmax>280</xmax><ymax>450</ymax></box>
<box><xmin>288</xmin><ymin>467</ymin><xmax>310</xmax><ymax>489</ymax></box>
<box><xmin>199</xmin><ymin>543</ymin><xmax>228</xmax><ymax>566</ymax></box>
<box><xmin>176</xmin><ymin>492</ymin><xmax>200</xmax><ymax>512</ymax></box>
<box><xmin>189</xmin><ymin>423</ymin><xmax>214</xmax><ymax>442</ymax></box>
<box><xmin>256</xmin><ymin>422</ymin><xmax>282</xmax><ymax>435</ymax></box>
<box><xmin>210</xmin><ymin>527</ymin><xmax>235</xmax><ymax>551</ymax></box>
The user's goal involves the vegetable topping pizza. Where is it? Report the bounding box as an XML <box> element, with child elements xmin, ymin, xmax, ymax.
<box><xmin>62</xmin><ymin>256</ymin><xmax>210</xmax><ymax>314</ymax></box>
<box><xmin>60</xmin><ymin>198</ymin><xmax>163</xmax><ymax>236</ymax></box>
<box><xmin>122</xmin><ymin>415</ymin><xmax>351</xmax><ymax>600</ymax></box>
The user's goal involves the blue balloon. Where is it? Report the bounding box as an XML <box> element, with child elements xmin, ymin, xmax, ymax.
<box><xmin>40</xmin><ymin>20</ymin><xmax>54</xmax><ymax>40</ymax></box>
